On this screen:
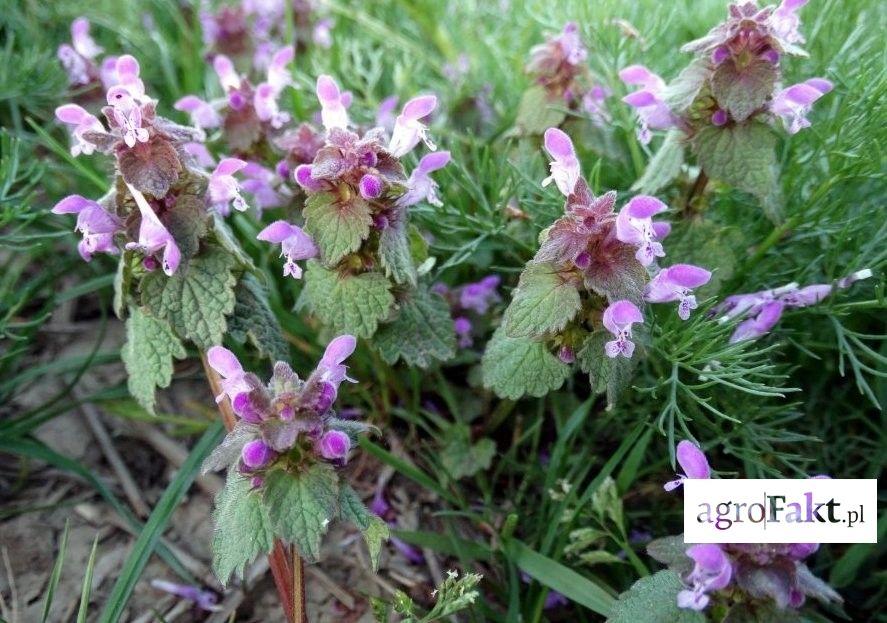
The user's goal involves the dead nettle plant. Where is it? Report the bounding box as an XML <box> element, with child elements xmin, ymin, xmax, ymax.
<box><xmin>50</xmin><ymin>33</ymin><xmax>387</xmax><ymax>623</ymax></box>
<box><xmin>620</xmin><ymin>0</ymin><xmax>832</xmax><ymax>218</ymax></box>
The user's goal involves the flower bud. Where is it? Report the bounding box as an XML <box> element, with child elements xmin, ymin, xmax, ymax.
<box><xmin>574</xmin><ymin>251</ymin><xmax>591</xmax><ymax>270</ymax></box>
<box><xmin>294</xmin><ymin>164</ymin><xmax>324</xmax><ymax>192</ymax></box>
<box><xmin>711</xmin><ymin>109</ymin><xmax>728</xmax><ymax>126</ymax></box>
<box><xmin>241</xmin><ymin>439</ymin><xmax>276</xmax><ymax>469</ymax></box>
<box><xmin>359</xmin><ymin>174</ymin><xmax>383</xmax><ymax>199</ymax></box>
<box><xmin>557</xmin><ymin>345</ymin><xmax>575</xmax><ymax>364</ymax></box>
<box><xmin>232</xmin><ymin>392</ymin><xmax>263</xmax><ymax>423</ymax></box>
<box><xmin>313</xmin><ymin>381</ymin><xmax>336</xmax><ymax>414</ymax></box>
<box><xmin>317</xmin><ymin>430</ymin><xmax>350</xmax><ymax>460</ymax></box>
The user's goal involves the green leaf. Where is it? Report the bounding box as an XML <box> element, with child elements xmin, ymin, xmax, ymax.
<box><xmin>578</xmin><ymin>332</ymin><xmax>637</xmax><ymax>409</ymax></box>
<box><xmin>140</xmin><ymin>247</ymin><xmax>237</xmax><ymax>350</ymax></box>
<box><xmin>212</xmin><ymin>214</ymin><xmax>256</xmax><ymax>270</ymax></box>
<box><xmin>263</xmin><ymin>464</ymin><xmax>339</xmax><ymax>561</ymax></box>
<box><xmin>379</xmin><ymin>218</ymin><xmax>417</xmax><ymax>285</ymax></box>
<box><xmin>339</xmin><ymin>484</ymin><xmax>389</xmax><ymax>571</ymax></box>
<box><xmin>121</xmin><ymin>306</ymin><xmax>186</xmax><ymax>414</ymax></box>
<box><xmin>515</xmin><ymin>85</ymin><xmax>566</xmax><ymax>135</ymax></box>
<box><xmin>163</xmin><ymin>194</ymin><xmax>208</xmax><ymax>260</ymax></box>
<box><xmin>212</xmin><ymin>473</ymin><xmax>275</xmax><ymax>585</ymax></box>
<box><xmin>440</xmin><ymin>424</ymin><xmax>495</xmax><ymax>480</ymax></box>
<box><xmin>710</xmin><ymin>59</ymin><xmax>777</xmax><ymax>122</ymax></box>
<box><xmin>76</xmin><ymin>535</ymin><xmax>99</xmax><ymax>623</ymax></box>
<box><xmin>303</xmin><ymin>191</ymin><xmax>372</xmax><ymax>264</ymax></box>
<box><xmin>112</xmin><ymin>252</ymin><xmax>133</xmax><ymax>320</ymax></box>
<box><xmin>202</xmin><ymin>422</ymin><xmax>259</xmax><ymax>474</ymax></box>
<box><xmin>302</xmin><ymin>261</ymin><xmax>394</xmax><ymax>338</ymax></box>
<box><xmin>607</xmin><ymin>570</ymin><xmax>705</xmax><ymax>623</ymax></box>
<box><xmin>692</xmin><ymin>121</ymin><xmax>779</xmax><ymax>213</ymax></box>
<box><xmin>375</xmin><ymin>284</ymin><xmax>455</xmax><ymax>367</ymax></box>
<box><xmin>41</xmin><ymin>520</ymin><xmax>69</xmax><ymax>623</ymax></box>
<box><xmin>482</xmin><ymin>325</ymin><xmax>570</xmax><ymax>399</ymax></box>
<box><xmin>662</xmin><ymin>59</ymin><xmax>711</xmax><ymax>114</ymax></box>
<box><xmin>503</xmin><ymin>262</ymin><xmax>581</xmax><ymax>338</ymax></box>
<box><xmin>632</xmin><ymin>130</ymin><xmax>685</xmax><ymax>195</ymax></box>
<box><xmin>227</xmin><ymin>274</ymin><xmax>289</xmax><ymax>363</ymax></box>
<box><xmin>646</xmin><ymin>536</ymin><xmax>692</xmax><ymax>574</ymax></box>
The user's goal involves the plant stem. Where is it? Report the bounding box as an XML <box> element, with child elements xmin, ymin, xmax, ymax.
<box><xmin>201</xmin><ymin>353</ymin><xmax>305</xmax><ymax>623</ymax></box>
<box><xmin>683</xmin><ymin>169</ymin><xmax>709</xmax><ymax>217</ymax></box>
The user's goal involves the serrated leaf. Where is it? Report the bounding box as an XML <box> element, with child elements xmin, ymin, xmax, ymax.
<box><xmin>140</xmin><ymin>247</ymin><xmax>237</xmax><ymax>350</ymax></box>
<box><xmin>504</xmin><ymin>263</ymin><xmax>581</xmax><ymax>338</ymax></box>
<box><xmin>263</xmin><ymin>464</ymin><xmax>339</xmax><ymax>562</ymax></box>
<box><xmin>710</xmin><ymin>59</ymin><xmax>777</xmax><ymax>122</ymax></box>
<box><xmin>646</xmin><ymin>535</ymin><xmax>693</xmax><ymax>575</ymax></box>
<box><xmin>224</xmin><ymin>106</ymin><xmax>262</xmax><ymax>152</ymax></box>
<box><xmin>408</xmin><ymin>224</ymin><xmax>429</xmax><ymax>265</ymax></box>
<box><xmin>482</xmin><ymin>325</ymin><xmax>570</xmax><ymax>400</ymax></box>
<box><xmin>117</xmin><ymin>138</ymin><xmax>182</xmax><ymax>198</ymax></box>
<box><xmin>692</xmin><ymin>121</ymin><xmax>780</xmax><ymax>215</ymax></box>
<box><xmin>607</xmin><ymin>570</ymin><xmax>705</xmax><ymax>623</ymax></box>
<box><xmin>212</xmin><ymin>214</ymin><xmax>256</xmax><ymax>270</ymax></box>
<box><xmin>632</xmin><ymin>130</ymin><xmax>685</xmax><ymax>195</ymax></box>
<box><xmin>212</xmin><ymin>473</ymin><xmax>274</xmax><ymax>585</ymax></box>
<box><xmin>121</xmin><ymin>306</ymin><xmax>186</xmax><ymax>414</ymax></box>
<box><xmin>302</xmin><ymin>261</ymin><xmax>394</xmax><ymax>338</ymax></box>
<box><xmin>578</xmin><ymin>332</ymin><xmax>637</xmax><ymax>409</ymax></box>
<box><xmin>227</xmin><ymin>274</ymin><xmax>289</xmax><ymax>363</ymax></box>
<box><xmin>339</xmin><ymin>484</ymin><xmax>389</xmax><ymax>571</ymax></box>
<box><xmin>303</xmin><ymin>191</ymin><xmax>372</xmax><ymax>265</ymax></box>
<box><xmin>662</xmin><ymin>59</ymin><xmax>711</xmax><ymax>114</ymax></box>
<box><xmin>378</xmin><ymin>218</ymin><xmax>417</xmax><ymax>286</ymax></box>
<box><xmin>584</xmin><ymin>248</ymin><xmax>648</xmax><ymax>307</ymax></box>
<box><xmin>202</xmin><ymin>422</ymin><xmax>260</xmax><ymax>474</ymax></box>
<box><xmin>440</xmin><ymin>424</ymin><xmax>495</xmax><ymax>480</ymax></box>
<box><xmin>162</xmin><ymin>194</ymin><xmax>208</xmax><ymax>260</ymax></box>
<box><xmin>515</xmin><ymin>85</ymin><xmax>567</xmax><ymax>135</ymax></box>
<box><xmin>375</xmin><ymin>285</ymin><xmax>455</xmax><ymax>367</ymax></box>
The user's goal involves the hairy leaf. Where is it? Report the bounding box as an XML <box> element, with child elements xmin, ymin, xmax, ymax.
<box><xmin>378</xmin><ymin>217</ymin><xmax>417</xmax><ymax>286</ymax></box>
<box><xmin>482</xmin><ymin>326</ymin><xmax>570</xmax><ymax>399</ymax></box>
<box><xmin>303</xmin><ymin>191</ymin><xmax>372</xmax><ymax>265</ymax></box>
<box><xmin>202</xmin><ymin>422</ymin><xmax>260</xmax><ymax>474</ymax></box>
<box><xmin>578</xmin><ymin>332</ymin><xmax>637</xmax><ymax>409</ymax></box>
<box><xmin>710</xmin><ymin>59</ymin><xmax>777</xmax><ymax>122</ymax></box>
<box><xmin>263</xmin><ymin>464</ymin><xmax>339</xmax><ymax>561</ymax></box>
<box><xmin>663</xmin><ymin>59</ymin><xmax>711</xmax><ymax>114</ymax></box>
<box><xmin>212</xmin><ymin>473</ymin><xmax>274</xmax><ymax>585</ymax></box>
<box><xmin>162</xmin><ymin>194</ymin><xmax>208</xmax><ymax>260</ymax></box>
<box><xmin>339</xmin><ymin>484</ymin><xmax>389</xmax><ymax>571</ymax></box>
<box><xmin>121</xmin><ymin>306</ymin><xmax>186</xmax><ymax>414</ymax></box>
<box><xmin>646</xmin><ymin>535</ymin><xmax>693</xmax><ymax>575</ymax></box>
<box><xmin>632</xmin><ymin>130</ymin><xmax>685</xmax><ymax>195</ymax></box>
<box><xmin>440</xmin><ymin>424</ymin><xmax>496</xmax><ymax>480</ymax></box>
<box><xmin>375</xmin><ymin>285</ymin><xmax>455</xmax><ymax>367</ymax></box>
<box><xmin>607</xmin><ymin>570</ymin><xmax>705</xmax><ymax>623</ymax></box>
<box><xmin>515</xmin><ymin>85</ymin><xmax>567</xmax><ymax>135</ymax></box>
<box><xmin>504</xmin><ymin>263</ymin><xmax>581</xmax><ymax>338</ymax></box>
<box><xmin>302</xmin><ymin>261</ymin><xmax>394</xmax><ymax>338</ymax></box>
<box><xmin>141</xmin><ymin>247</ymin><xmax>237</xmax><ymax>350</ymax></box>
<box><xmin>228</xmin><ymin>274</ymin><xmax>289</xmax><ymax>362</ymax></box>
<box><xmin>116</xmin><ymin>138</ymin><xmax>182</xmax><ymax>198</ymax></box>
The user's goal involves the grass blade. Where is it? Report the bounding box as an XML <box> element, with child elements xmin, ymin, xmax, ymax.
<box><xmin>40</xmin><ymin>519</ymin><xmax>69</xmax><ymax>623</ymax></box>
<box><xmin>77</xmin><ymin>535</ymin><xmax>100</xmax><ymax>623</ymax></box>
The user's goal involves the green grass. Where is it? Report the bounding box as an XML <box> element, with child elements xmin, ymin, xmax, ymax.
<box><xmin>0</xmin><ymin>0</ymin><xmax>884</xmax><ymax>621</ymax></box>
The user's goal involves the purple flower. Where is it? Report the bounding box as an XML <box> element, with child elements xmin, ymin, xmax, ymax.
<box><xmin>602</xmin><ymin>300</ymin><xmax>643</xmax><ymax>358</ymax></box>
<box><xmin>459</xmin><ymin>275</ymin><xmax>501</xmax><ymax>314</ymax></box>
<box><xmin>359</xmin><ymin>174</ymin><xmax>383</xmax><ymax>199</ymax></box>
<box><xmin>313</xmin><ymin>18</ymin><xmax>334</xmax><ymax>48</ymax></box>
<box><xmin>555</xmin><ymin>22</ymin><xmax>587</xmax><ymax>65</ymax></box>
<box><xmin>124</xmin><ymin>187</ymin><xmax>181</xmax><ymax>275</ymax></box>
<box><xmin>182</xmin><ymin>142</ymin><xmax>216</xmax><ymax>168</ymax></box>
<box><xmin>664</xmin><ymin>440</ymin><xmax>711</xmax><ymax>491</ymax></box>
<box><xmin>315</xmin><ymin>334</ymin><xmax>357</xmax><ymax>392</ymax></box>
<box><xmin>241</xmin><ymin>162</ymin><xmax>284</xmax><ymax>210</ymax></box>
<box><xmin>317</xmin><ymin>430</ymin><xmax>351</xmax><ymax>460</ymax></box>
<box><xmin>644</xmin><ymin>264</ymin><xmax>712</xmax><ymax>320</ymax></box>
<box><xmin>54</xmin><ymin>104</ymin><xmax>105</xmax><ymax>157</ymax></box>
<box><xmin>174</xmin><ymin>95</ymin><xmax>221</xmax><ymax>130</ymax></box>
<box><xmin>770</xmin><ymin>0</ymin><xmax>808</xmax><ymax>45</ymax></box>
<box><xmin>619</xmin><ymin>65</ymin><xmax>675</xmax><ymax>144</ymax></box>
<box><xmin>730</xmin><ymin>300</ymin><xmax>786</xmax><ymax>343</ymax></box>
<box><xmin>71</xmin><ymin>17</ymin><xmax>103</xmax><ymax>59</ymax></box>
<box><xmin>388</xmin><ymin>95</ymin><xmax>437</xmax><ymax>157</ymax></box>
<box><xmin>677</xmin><ymin>544</ymin><xmax>733</xmax><ymax>610</ymax></box>
<box><xmin>771</xmin><ymin>78</ymin><xmax>833</xmax><ymax>134</ymax></box>
<box><xmin>52</xmin><ymin>195</ymin><xmax>122</xmax><ymax>261</ymax></box>
<box><xmin>213</xmin><ymin>54</ymin><xmax>241</xmax><ymax>91</ymax></box>
<box><xmin>454</xmin><ymin>316</ymin><xmax>473</xmax><ymax>348</ymax></box>
<box><xmin>57</xmin><ymin>43</ymin><xmax>93</xmax><ymax>86</ymax></box>
<box><xmin>232</xmin><ymin>392</ymin><xmax>265</xmax><ymax>424</ymax></box>
<box><xmin>111</xmin><ymin>54</ymin><xmax>146</xmax><ymax>101</ymax></box>
<box><xmin>150</xmin><ymin>580</ymin><xmax>220</xmax><ymax>612</ymax></box>
<box><xmin>397</xmin><ymin>151</ymin><xmax>450</xmax><ymax>207</ymax></box>
<box><xmin>711</xmin><ymin>108</ymin><xmax>729</xmax><ymax>126</ymax></box>
<box><xmin>206</xmin><ymin>346</ymin><xmax>252</xmax><ymax>403</ymax></box>
<box><xmin>106</xmin><ymin>86</ymin><xmax>149</xmax><ymax>148</ymax></box>
<box><xmin>294</xmin><ymin>164</ymin><xmax>325</xmax><ymax>192</ymax></box>
<box><xmin>557</xmin><ymin>345</ymin><xmax>575</xmax><ymax>364</ymax></box>
<box><xmin>254</xmin><ymin>82</ymin><xmax>289</xmax><ymax>128</ymax></box>
<box><xmin>376</xmin><ymin>95</ymin><xmax>399</xmax><ymax>130</ymax></box>
<box><xmin>615</xmin><ymin>195</ymin><xmax>668</xmax><ymax>266</ymax></box>
<box><xmin>265</xmin><ymin>46</ymin><xmax>294</xmax><ymax>94</ymax></box>
<box><xmin>316</xmin><ymin>74</ymin><xmax>349</xmax><ymax>131</ymax></box>
<box><xmin>541</xmin><ymin>127</ymin><xmax>580</xmax><ymax>196</ymax></box>
<box><xmin>241</xmin><ymin>439</ymin><xmax>277</xmax><ymax>469</ymax></box>
<box><xmin>256</xmin><ymin>220</ymin><xmax>317</xmax><ymax>279</ymax></box>
<box><xmin>209</xmin><ymin>158</ymin><xmax>248</xmax><ymax>215</ymax></box>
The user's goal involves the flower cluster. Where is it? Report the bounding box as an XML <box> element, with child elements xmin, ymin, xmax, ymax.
<box><xmin>661</xmin><ymin>441</ymin><xmax>842</xmax><ymax>612</ymax></box>
<box><xmin>526</xmin><ymin>22</ymin><xmax>610</xmax><ymax>125</ymax></box>
<box><xmin>537</xmin><ymin>128</ymin><xmax>711</xmax><ymax>360</ymax></box>
<box><xmin>714</xmin><ymin>269</ymin><xmax>872</xmax><ymax>342</ymax></box>
<box><xmin>621</xmin><ymin>0</ymin><xmax>831</xmax><ymax>144</ymax></box>
<box><xmin>433</xmin><ymin>275</ymin><xmax>502</xmax><ymax>348</ymax></box>
<box><xmin>207</xmin><ymin>335</ymin><xmax>367</xmax><ymax>481</ymax></box>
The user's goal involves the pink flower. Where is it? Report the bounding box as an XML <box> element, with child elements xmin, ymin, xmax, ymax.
<box><xmin>182</xmin><ymin>142</ymin><xmax>216</xmax><ymax>168</ymax></box>
<box><xmin>555</xmin><ymin>22</ymin><xmax>587</xmax><ymax>65</ymax></box>
<box><xmin>52</xmin><ymin>195</ymin><xmax>122</xmax><ymax>262</ymax></box>
<box><xmin>663</xmin><ymin>440</ymin><xmax>711</xmax><ymax>491</ymax></box>
<box><xmin>124</xmin><ymin>188</ymin><xmax>181</xmax><ymax>275</ymax></box>
<box><xmin>150</xmin><ymin>580</ymin><xmax>220</xmax><ymax>612</ymax></box>
<box><xmin>770</xmin><ymin>78</ymin><xmax>833</xmax><ymax>134</ymax></box>
<box><xmin>644</xmin><ymin>264</ymin><xmax>712</xmax><ymax>319</ymax></box>
<box><xmin>376</xmin><ymin>95</ymin><xmax>399</xmax><ymax>130</ymax></box>
<box><xmin>619</xmin><ymin>65</ymin><xmax>675</xmax><ymax>144</ymax></box>
<box><xmin>602</xmin><ymin>300</ymin><xmax>643</xmax><ymax>359</ymax></box>
<box><xmin>55</xmin><ymin>104</ymin><xmax>105</xmax><ymax>156</ymax></box>
<box><xmin>206</xmin><ymin>346</ymin><xmax>252</xmax><ymax>403</ymax></box>
<box><xmin>677</xmin><ymin>544</ymin><xmax>733</xmax><ymax>611</ymax></box>
<box><xmin>254</xmin><ymin>82</ymin><xmax>290</xmax><ymax>128</ymax></box>
<box><xmin>317</xmin><ymin>430</ymin><xmax>351</xmax><ymax>460</ymax></box>
<box><xmin>316</xmin><ymin>74</ymin><xmax>349</xmax><ymax>131</ymax></box>
<box><xmin>174</xmin><ymin>95</ymin><xmax>221</xmax><ymax>130</ymax></box>
<box><xmin>241</xmin><ymin>439</ymin><xmax>277</xmax><ymax>469</ymax></box>
<box><xmin>113</xmin><ymin>55</ymin><xmax>146</xmax><ymax>101</ymax></box>
<box><xmin>71</xmin><ymin>17</ymin><xmax>103</xmax><ymax>59</ymax></box>
<box><xmin>615</xmin><ymin>195</ymin><xmax>668</xmax><ymax>266</ymax></box>
<box><xmin>388</xmin><ymin>95</ymin><xmax>437</xmax><ymax>157</ymax></box>
<box><xmin>256</xmin><ymin>220</ymin><xmax>317</xmax><ymax>279</ymax></box>
<box><xmin>208</xmin><ymin>158</ymin><xmax>248</xmax><ymax>215</ymax></box>
<box><xmin>241</xmin><ymin>162</ymin><xmax>284</xmax><ymax>210</ymax></box>
<box><xmin>293</xmin><ymin>164</ymin><xmax>325</xmax><ymax>192</ymax></box>
<box><xmin>541</xmin><ymin>127</ymin><xmax>580</xmax><ymax>196</ymax></box>
<box><xmin>265</xmin><ymin>46</ymin><xmax>294</xmax><ymax>94</ymax></box>
<box><xmin>315</xmin><ymin>335</ymin><xmax>357</xmax><ymax>391</ymax></box>
<box><xmin>106</xmin><ymin>86</ymin><xmax>149</xmax><ymax>148</ymax></box>
<box><xmin>454</xmin><ymin>316</ymin><xmax>473</xmax><ymax>348</ymax></box>
<box><xmin>397</xmin><ymin>151</ymin><xmax>451</xmax><ymax>207</ymax></box>
<box><xmin>730</xmin><ymin>300</ymin><xmax>786</xmax><ymax>343</ymax></box>
<box><xmin>213</xmin><ymin>55</ymin><xmax>241</xmax><ymax>91</ymax></box>
<box><xmin>770</xmin><ymin>0</ymin><xmax>809</xmax><ymax>45</ymax></box>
